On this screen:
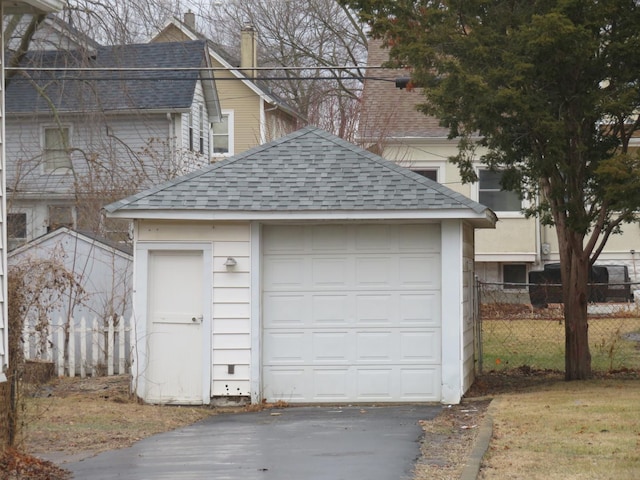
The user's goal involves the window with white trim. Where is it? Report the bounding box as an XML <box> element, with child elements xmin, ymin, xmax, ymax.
<box><xmin>212</xmin><ymin>111</ymin><xmax>233</xmax><ymax>156</ymax></box>
<box><xmin>44</xmin><ymin>126</ymin><xmax>72</xmax><ymax>172</ymax></box>
<box><xmin>478</xmin><ymin>169</ymin><xmax>521</xmax><ymax>212</ymax></box>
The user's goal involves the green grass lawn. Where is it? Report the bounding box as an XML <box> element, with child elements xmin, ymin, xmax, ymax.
<box><xmin>482</xmin><ymin>317</ymin><xmax>640</xmax><ymax>372</ymax></box>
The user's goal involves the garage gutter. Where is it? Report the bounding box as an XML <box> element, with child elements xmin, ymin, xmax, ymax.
<box><xmin>106</xmin><ymin>209</ymin><xmax>497</xmax><ymax>228</ymax></box>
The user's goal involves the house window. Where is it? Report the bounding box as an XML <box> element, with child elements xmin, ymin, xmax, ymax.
<box><xmin>412</xmin><ymin>169</ymin><xmax>438</xmax><ymax>182</ymax></box>
<box><xmin>212</xmin><ymin>112</ymin><xmax>232</xmax><ymax>156</ymax></box>
<box><xmin>478</xmin><ymin>169</ymin><xmax>521</xmax><ymax>212</ymax></box>
<box><xmin>48</xmin><ymin>205</ymin><xmax>74</xmax><ymax>232</ymax></box>
<box><xmin>188</xmin><ymin>112</ymin><xmax>194</xmax><ymax>151</ymax></box>
<box><xmin>199</xmin><ymin>104</ymin><xmax>205</xmax><ymax>154</ymax></box>
<box><xmin>44</xmin><ymin>126</ymin><xmax>72</xmax><ymax>172</ymax></box>
<box><xmin>7</xmin><ymin>213</ymin><xmax>27</xmax><ymax>239</ymax></box>
<box><xmin>503</xmin><ymin>264</ymin><xmax>527</xmax><ymax>289</ymax></box>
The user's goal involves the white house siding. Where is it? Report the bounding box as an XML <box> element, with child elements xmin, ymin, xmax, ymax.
<box><xmin>6</xmin><ymin>113</ymin><xmax>171</xmax><ymax>194</ymax></box>
<box><xmin>6</xmin><ymin>114</ymin><xmax>171</xmax><ymax>240</ymax></box>
<box><xmin>136</xmin><ymin>220</ymin><xmax>252</xmax><ymax>399</ymax></box>
<box><xmin>462</xmin><ymin>223</ymin><xmax>476</xmax><ymax>393</ymax></box>
<box><xmin>179</xmin><ymin>80</ymin><xmax>210</xmax><ymax>168</ymax></box>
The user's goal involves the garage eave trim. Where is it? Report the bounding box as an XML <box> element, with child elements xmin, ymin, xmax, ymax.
<box><xmin>106</xmin><ymin>208</ymin><xmax>496</xmax><ymax>226</ymax></box>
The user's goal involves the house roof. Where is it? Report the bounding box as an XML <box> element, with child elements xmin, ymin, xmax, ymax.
<box><xmin>359</xmin><ymin>39</ymin><xmax>449</xmax><ymax>140</ymax></box>
<box><xmin>153</xmin><ymin>18</ymin><xmax>303</xmax><ymax>121</ymax></box>
<box><xmin>6</xmin><ymin>40</ymin><xmax>220</xmax><ymax>118</ymax></box>
<box><xmin>8</xmin><ymin>227</ymin><xmax>133</xmax><ymax>258</ymax></box>
<box><xmin>4</xmin><ymin>0</ymin><xmax>65</xmax><ymax>14</ymax></box>
<box><xmin>105</xmin><ymin>127</ymin><xmax>495</xmax><ymax>226</ymax></box>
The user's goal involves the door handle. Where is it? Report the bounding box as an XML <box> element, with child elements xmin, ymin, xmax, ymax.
<box><xmin>192</xmin><ymin>315</ymin><xmax>203</xmax><ymax>323</ymax></box>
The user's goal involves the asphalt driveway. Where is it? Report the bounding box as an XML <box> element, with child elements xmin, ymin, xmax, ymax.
<box><xmin>66</xmin><ymin>404</ymin><xmax>440</xmax><ymax>480</ymax></box>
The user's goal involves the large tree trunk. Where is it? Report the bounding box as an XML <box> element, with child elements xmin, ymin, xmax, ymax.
<box><xmin>560</xmin><ymin>241</ymin><xmax>592</xmax><ymax>380</ymax></box>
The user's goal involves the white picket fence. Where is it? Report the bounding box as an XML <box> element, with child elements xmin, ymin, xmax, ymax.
<box><xmin>22</xmin><ymin>316</ymin><xmax>133</xmax><ymax>378</ymax></box>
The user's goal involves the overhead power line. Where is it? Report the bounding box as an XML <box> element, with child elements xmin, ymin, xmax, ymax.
<box><xmin>7</xmin><ymin>65</ymin><xmax>394</xmax><ymax>72</ymax></box>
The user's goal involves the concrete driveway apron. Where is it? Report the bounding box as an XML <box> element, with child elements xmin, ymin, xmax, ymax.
<box><xmin>67</xmin><ymin>404</ymin><xmax>440</xmax><ymax>480</ymax></box>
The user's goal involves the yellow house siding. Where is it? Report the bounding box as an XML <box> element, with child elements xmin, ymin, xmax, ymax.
<box><xmin>210</xmin><ymin>60</ymin><xmax>263</xmax><ymax>155</ymax></box>
<box><xmin>476</xmin><ymin>217</ymin><xmax>537</xmax><ymax>260</ymax></box>
<box><xmin>153</xmin><ymin>25</ymin><xmax>189</xmax><ymax>43</ymax></box>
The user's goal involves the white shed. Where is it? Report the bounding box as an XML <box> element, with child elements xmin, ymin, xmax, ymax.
<box><xmin>8</xmin><ymin>227</ymin><xmax>133</xmax><ymax>323</ymax></box>
<box><xmin>106</xmin><ymin>127</ymin><xmax>496</xmax><ymax>405</ymax></box>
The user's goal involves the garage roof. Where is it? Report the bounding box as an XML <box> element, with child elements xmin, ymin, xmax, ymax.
<box><xmin>105</xmin><ymin>127</ymin><xmax>496</xmax><ymax>226</ymax></box>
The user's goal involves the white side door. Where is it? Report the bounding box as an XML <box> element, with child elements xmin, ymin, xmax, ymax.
<box><xmin>146</xmin><ymin>250</ymin><xmax>207</xmax><ymax>404</ymax></box>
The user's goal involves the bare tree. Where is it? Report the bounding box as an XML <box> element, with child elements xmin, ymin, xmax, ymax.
<box><xmin>198</xmin><ymin>0</ymin><xmax>367</xmax><ymax>140</ymax></box>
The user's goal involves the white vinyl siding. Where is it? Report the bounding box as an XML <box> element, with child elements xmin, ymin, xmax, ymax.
<box><xmin>135</xmin><ymin>221</ymin><xmax>252</xmax><ymax>399</ymax></box>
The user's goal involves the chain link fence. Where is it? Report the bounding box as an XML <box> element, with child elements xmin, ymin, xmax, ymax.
<box><xmin>478</xmin><ymin>281</ymin><xmax>640</xmax><ymax>374</ymax></box>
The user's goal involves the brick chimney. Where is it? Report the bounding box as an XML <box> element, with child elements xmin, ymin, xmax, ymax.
<box><xmin>184</xmin><ymin>10</ymin><xmax>196</xmax><ymax>30</ymax></box>
<box><xmin>240</xmin><ymin>23</ymin><xmax>257</xmax><ymax>79</ymax></box>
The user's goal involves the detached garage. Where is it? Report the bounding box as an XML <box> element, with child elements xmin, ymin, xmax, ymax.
<box><xmin>105</xmin><ymin>127</ymin><xmax>496</xmax><ymax>405</ymax></box>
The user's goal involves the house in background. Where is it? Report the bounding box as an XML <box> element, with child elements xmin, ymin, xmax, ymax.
<box><xmin>360</xmin><ymin>39</ymin><xmax>640</xmax><ymax>291</ymax></box>
<box><xmin>151</xmin><ymin>12</ymin><xmax>304</xmax><ymax>159</ymax></box>
<box><xmin>5</xmin><ymin>38</ymin><xmax>221</xmax><ymax>247</ymax></box>
<box><xmin>106</xmin><ymin>127</ymin><xmax>496</xmax><ymax>406</ymax></box>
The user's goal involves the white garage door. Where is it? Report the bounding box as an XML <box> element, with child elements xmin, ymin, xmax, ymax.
<box><xmin>262</xmin><ymin>224</ymin><xmax>442</xmax><ymax>403</ymax></box>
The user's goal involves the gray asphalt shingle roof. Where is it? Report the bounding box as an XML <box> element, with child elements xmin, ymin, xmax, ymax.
<box><xmin>105</xmin><ymin>127</ymin><xmax>494</xmax><ymax>220</ymax></box>
<box><xmin>6</xmin><ymin>40</ymin><xmax>208</xmax><ymax>113</ymax></box>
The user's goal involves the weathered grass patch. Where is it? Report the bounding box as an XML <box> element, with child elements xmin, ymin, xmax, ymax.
<box><xmin>479</xmin><ymin>380</ymin><xmax>640</xmax><ymax>480</ymax></box>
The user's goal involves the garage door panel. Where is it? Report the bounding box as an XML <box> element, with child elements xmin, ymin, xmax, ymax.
<box><xmin>262</xmin><ymin>224</ymin><xmax>443</xmax><ymax>403</ymax></box>
<box><xmin>356</xmin><ymin>257</ymin><xmax>393</xmax><ymax>285</ymax></box>
<box><xmin>312</xmin><ymin>332</ymin><xmax>351</xmax><ymax>363</ymax></box>
<box><xmin>311</xmin><ymin>295</ymin><xmax>350</xmax><ymax>323</ymax></box>
<box><xmin>263</xmin><ymin>294</ymin><xmax>307</xmax><ymax>327</ymax></box>
<box><xmin>398</xmin><ymin>224</ymin><xmax>441</xmax><ymax>251</ymax></box>
<box><xmin>356</xmin><ymin>332</ymin><xmax>394</xmax><ymax>362</ymax></box>
<box><xmin>399</xmin><ymin>293</ymin><xmax>440</xmax><ymax>325</ymax></box>
<box><xmin>355</xmin><ymin>225</ymin><xmax>392</xmax><ymax>250</ymax></box>
<box><xmin>312</xmin><ymin>257</ymin><xmax>349</xmax><ymax>286</ymax></box>
<box><xmin>263</xmin><ymin>332</ymin><xmax>308</xmax><ymax>363</ymax></box>
<box><xmin>263</xmin><ymin>225</ymin><xmax>307</xmax><ymax>253</ymax></box>
<box><xmin>398</xmin><ymin>256</ymin><xmax>440</xmax><ymax>286</ymax></box>
<box><xmin>263</xmin><ymin>368</ymin><xmax>308</xmax><ymax>401</ymax></box>
<box><xmin>400</xmin><ymin>331</ymin><xmax>441</xmax><ymax>362</ymax></box>
<box><xmin>313</xmin><ymin>369</ymin><xmax>350</xmax><ymax>400</ymax></box>
<box><xmin>355</xmin><ymin>294</ymin><xmax>393</xmax><ymax>324</ymax></box>
<box><xmin>263</xmin><ymin>257</ymin><xmax>305</xmax><ymax>287</ymax></box>
<box><xmin>263</xmin><ymin>366</ymin><xmax>441</xmax><ymax>402</ymax></box>
<box><xmin>311</xmin><ymin>225</ymin><xmax>349</xmax><ymax>251</ymax></box>
<box><xmin>356</xmin><ymin>368</ymin><xmax>393</xmax><ymax>399</ymax></box>
<box><xmin>400</xmin><ymin>368</ymin><xmax>441</xmax><ymax>399</ymax></box>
